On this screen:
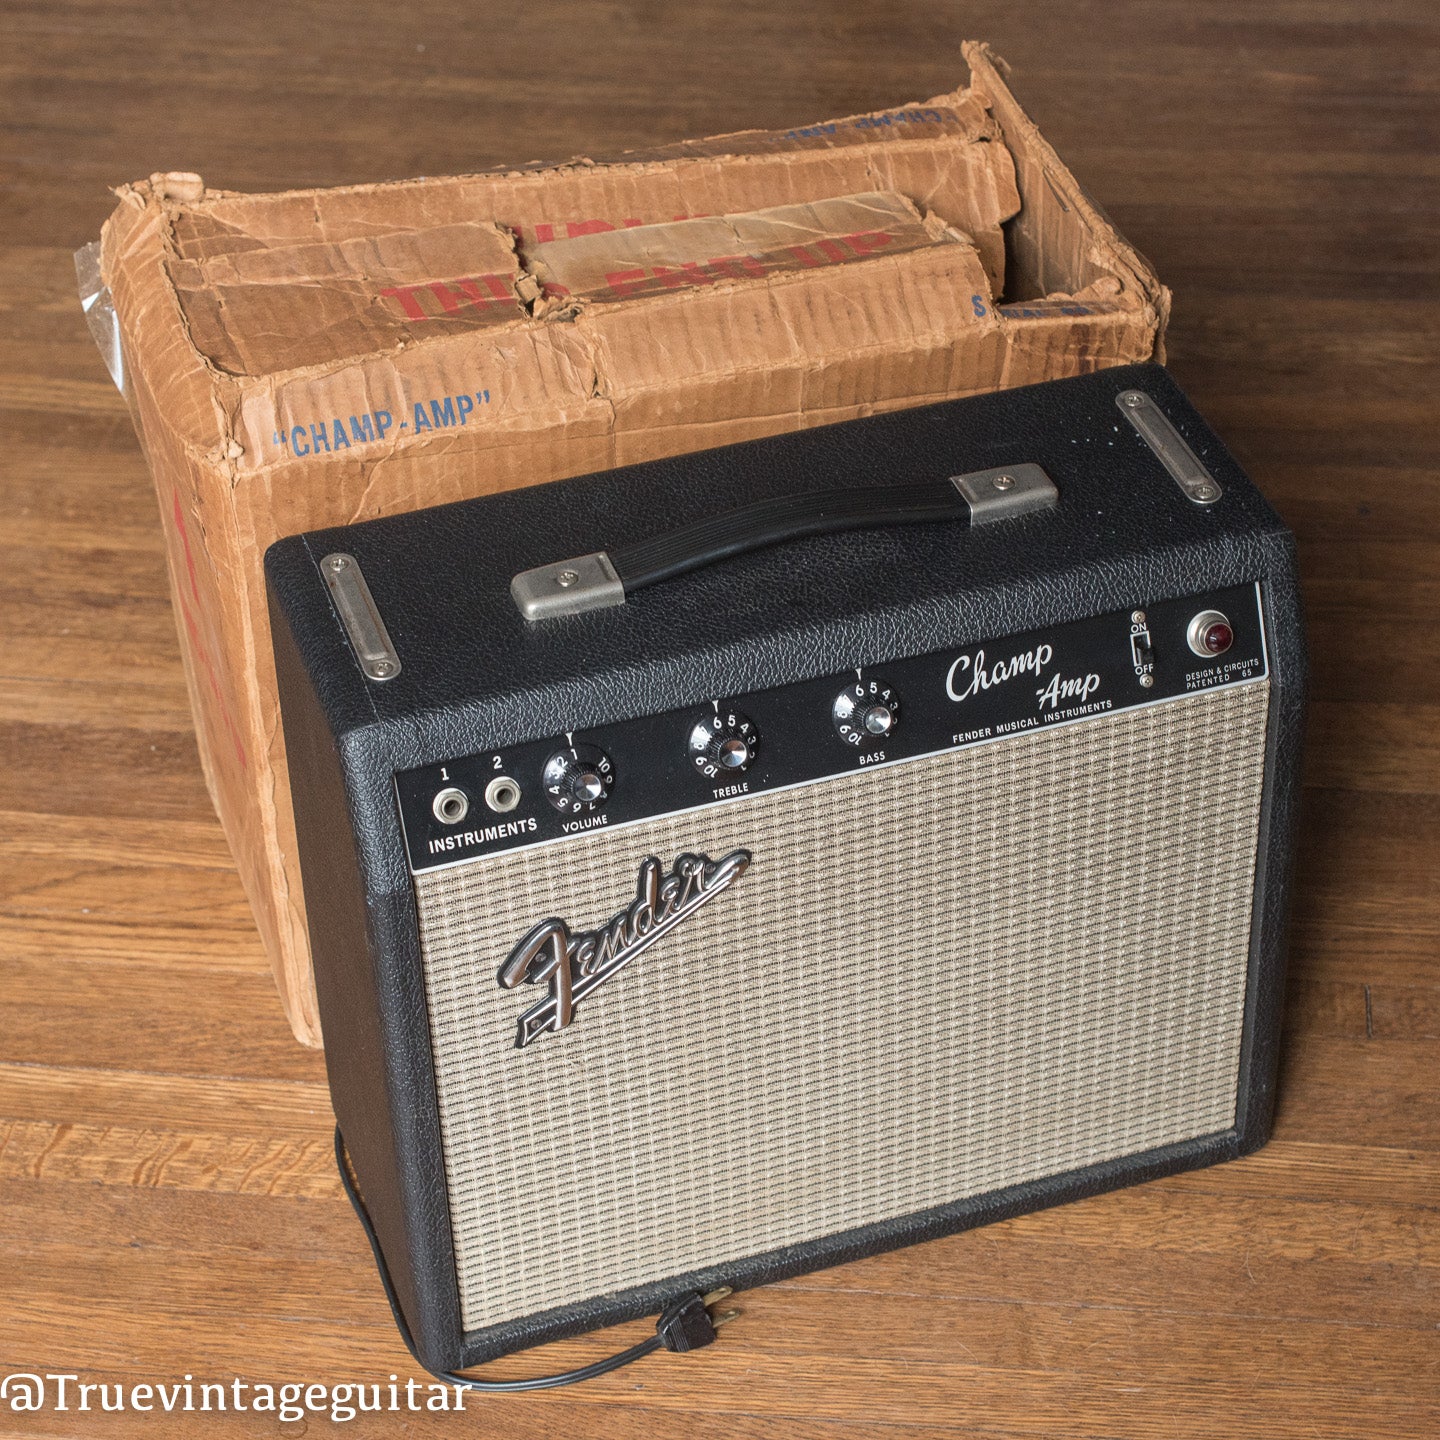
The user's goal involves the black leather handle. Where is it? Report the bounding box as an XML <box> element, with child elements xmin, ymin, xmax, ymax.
<box><xmin>509</xmin><ymin>464</ymin><xmax>1058</xmax><ymax>620</ymax></box>
<box><xmin>611</xmin><ymin>481</ymin><xmax>966</xmax><ymax>592</ymax></box>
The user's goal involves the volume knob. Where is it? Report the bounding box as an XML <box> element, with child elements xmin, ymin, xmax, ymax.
<box><xmin>833</xmin><ymin>680</ymin><xmax>900</xmax><ymax>746</ymax></box>
<box><xmin>542</xmin><ymin>743</ymin><xmax>614</xmax><ymax>813</ymax></box>
<box><xmin>688</xmin><ymin>710</ymin><xmax>759</xmax><ymax>779</ymax></box>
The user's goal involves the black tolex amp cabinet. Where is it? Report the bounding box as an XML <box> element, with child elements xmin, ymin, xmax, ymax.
<box><xmin>266</xmin><ymin>364</ymin><xmax>1305</xmax><ymax>1379</ymax></box>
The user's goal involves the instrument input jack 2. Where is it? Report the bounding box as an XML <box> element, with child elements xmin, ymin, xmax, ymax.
<box><xmin>432</xmin><ymin>787</ymin><xmax>470</xmax><ymax>825</ymax></box>
<box><xmin>485</xmin><ymin>776</ymin><xmax>522</xmax><ymax>813</ymax></box>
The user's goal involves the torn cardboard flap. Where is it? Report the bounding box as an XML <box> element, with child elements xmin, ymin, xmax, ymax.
<box><xmin>579</xmin><ymin>231</ymin><xmax>999</xmax><ymax>435</ymax></box>
<box><xmin>526</xmin><ymin>191</ymin><xmax>966</xmax><ymax>307</ymax></box>
<box><xmin>595</xmin><ymin>90</ymin><xmax>998</xmax><ymax>163</ymax></box>
<box><xmin>165</xmin><ymin>91</ymin><xmax>1005</xmax><ymax>256</ymax></box>
<box><xmin>160</xmin><ymin>99</ymin><xmax>1021</xmax><ymax>396</ymax></box>
<box><xmin>170</xmin><ymin>221</ymin><xmax>525</xmax><ymax>375</ymax></box>
<box><xmin>503</xmin><ymin>126</ymin><xmax>1017</xmax><ymax>298</ymax></box>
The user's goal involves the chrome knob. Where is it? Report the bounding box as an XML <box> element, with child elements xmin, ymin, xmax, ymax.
<box><xmin>689</xmin><ymin>710</ymin><xmax>759</xmax><ymax>779</ymax></box>
<box><xmin>717</xmin><ymin>737</ymin><xmax>751</xmax><ymax>769</ymax></box>
<box><xmin>833</xmin><ymin>680</ymin><xmax>900</xmax><ymax>747</ymax></box>
<box><xmin>861</xmin><ymin>703</ymin><xmax>894</xmax><ymax>737</ymax></box>
<box><xmin>542</xmin><ymin>743</ymin><xmax>614</xmax><ymax>813</ymax></box>
<box><xmin>572</xmin><ymin>770</ymin><xmax>605</xmax><ymax>802</ymax></box>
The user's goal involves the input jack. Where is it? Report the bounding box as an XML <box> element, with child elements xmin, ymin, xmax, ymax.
<box><xmin>432</xmin><ymin>787</ymin><xmax>470</xmax><ymax>825</ymax></box>
<box><xmin>485</xmin><ymin>776</ymin><xmax>522</xmax><ymax>813</ymax></box>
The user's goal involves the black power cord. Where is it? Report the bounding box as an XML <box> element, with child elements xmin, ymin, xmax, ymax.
<box><xmin>335</xmin><ymin>1127</ymin><xmax>738</xmax><ymax>1392</ymax></box>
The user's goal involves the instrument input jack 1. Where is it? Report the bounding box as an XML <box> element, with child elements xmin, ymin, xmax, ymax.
<box><xmin>432</xmin><ymin>787</ymin><xmax>470</xmax><ymax>825</ymax></box>
<box><xmin>485</xmin><ymin>776</ymin><xmax>522</xmax><ymax>813</ymax></box>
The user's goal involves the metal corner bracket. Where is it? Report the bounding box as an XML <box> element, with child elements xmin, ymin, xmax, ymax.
<box><xmin>1116</xmin><ymin>390</ymin><xmax>1223</xmax><ymax>506</ymax></box>
<box><xmin>320</xmin><ymin>552</ymin><xmax>401</xmax><ymax>681</ymax></box>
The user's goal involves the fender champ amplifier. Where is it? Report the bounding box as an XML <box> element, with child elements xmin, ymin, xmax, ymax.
<box><xmin>266</xmin><ymin>364</ymin><xmax>1305</xmax><ymax>1382</ymax></box>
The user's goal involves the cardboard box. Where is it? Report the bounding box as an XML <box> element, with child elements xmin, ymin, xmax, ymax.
<box><xmin>97</xmin><ymin>42</ymin><xmax>1168</xmax><ymax>1046</ymax></box>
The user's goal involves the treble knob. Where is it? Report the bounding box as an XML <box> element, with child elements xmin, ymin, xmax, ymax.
<box><xmin>688</xmin><ymin>709</ymin><xmax>759</xmax><ymax>780</ymax></box>
<box><xmin>833</xmin><ymin>679</ymin><xmax>900</xmax><ymax>746</ymax></box>
<box><xmin>542</xmin><ymin>743</ymin><xmax>614</xmax><ymax>813</ymax></box>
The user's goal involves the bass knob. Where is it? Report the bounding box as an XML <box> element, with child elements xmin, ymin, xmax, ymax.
<box><xmin>833</xmin><ymin>680</ymin><xmax>899</xmax><ymax>746</ymax></box>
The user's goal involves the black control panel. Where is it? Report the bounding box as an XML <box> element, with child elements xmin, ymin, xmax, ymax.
<box><xmin>396</xmin><ymin>583</ymin><xmax>1268</xmax><ymax>872</ymax></box>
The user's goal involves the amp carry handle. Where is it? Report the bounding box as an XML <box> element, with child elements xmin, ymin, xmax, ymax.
<box><xmin>510</xmin><ymin>463</ymin><xmax>1058</xmax><ymax>621</ymax></box>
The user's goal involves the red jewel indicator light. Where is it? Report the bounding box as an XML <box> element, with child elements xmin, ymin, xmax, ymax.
<box><xmin>1203</xmin><ymin>621</ymin><xmax>1233</xmax><ymax>655</ymax></box>
<box><xmin>1186</xmin><ymin>609</ymin><xmax>1234</xmax><ymax>659</ymax></box>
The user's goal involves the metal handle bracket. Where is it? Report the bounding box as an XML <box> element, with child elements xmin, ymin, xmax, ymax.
<box><xmin>950</xmin><ymin>464</ymin><xmax>1058</xmax><ymax>524</ymax></box>
<box><xmin>511</xmin><ymin>551</ymin><xmax>625</xmax><ymax>622</ymax></box>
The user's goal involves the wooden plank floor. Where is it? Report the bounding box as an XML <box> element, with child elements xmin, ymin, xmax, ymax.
<box><xmin>2</xmin><ymin>1</ymin><xmax>1437</xmax><ymax>1434</ymax></box>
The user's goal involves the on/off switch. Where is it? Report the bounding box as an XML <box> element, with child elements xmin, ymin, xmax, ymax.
<box><xmin>1128</xmin><ymin>610</ymin><xmax>1155</xmax><ymax>687</ymax></box>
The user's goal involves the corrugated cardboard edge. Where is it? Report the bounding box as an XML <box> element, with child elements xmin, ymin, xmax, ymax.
<box><xmin>960</xmin><ymin>41</ymin><xmax>1171</xmax><ymax>357</ymax></box>
<box><xmin>152</xmin><ymin>86</ymin><xmax>1002</xmax><ymax>220</ymax></box>
<box><xmin>99</xmin><ymin>181</ymin><xmax>323</xmax><ymax>1040</ymax></box>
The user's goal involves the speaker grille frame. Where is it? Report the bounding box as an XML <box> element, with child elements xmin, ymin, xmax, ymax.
<box><xmin>413</xmin><ymin>681</ymin><xmax>1270</xmax><ymax>1336</ymax></box>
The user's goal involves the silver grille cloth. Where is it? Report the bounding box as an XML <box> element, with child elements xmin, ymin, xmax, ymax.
<box><xmin>414</xmin><ymin>681</ymin><xmax>1270</xmax><ymax>1332</ymax></box>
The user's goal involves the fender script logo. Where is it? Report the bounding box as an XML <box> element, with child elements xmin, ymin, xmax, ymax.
<box><xmin>497</xmin><ymin>849</ymin><xmax>752</xmax><ymax>1048</ymax></box>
